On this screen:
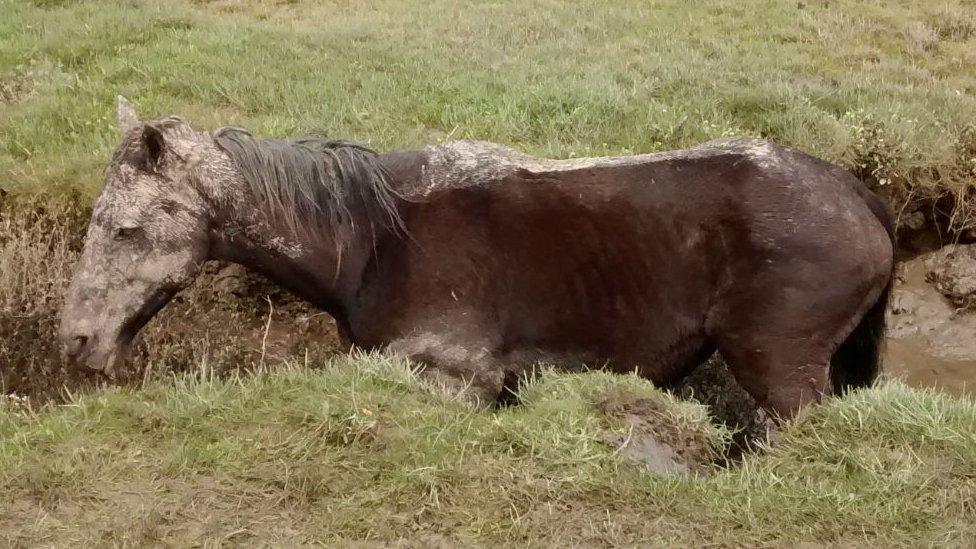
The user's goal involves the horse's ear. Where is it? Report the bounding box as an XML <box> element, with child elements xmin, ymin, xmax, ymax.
<box><xmin>140</xmin><ymin>124</ymin><xmax>167</xmax><ymax>168</ymax></box>
<box><xmin>117</xmin><ymin>95</ymin><xmax>140</xmax><ymax>133</ymax></box>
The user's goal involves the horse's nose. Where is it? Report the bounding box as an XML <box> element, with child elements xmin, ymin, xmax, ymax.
<box><xmin>63</xmin><ymin>334</ymin><xmax>90</xmax><ymax>364</ymax></box>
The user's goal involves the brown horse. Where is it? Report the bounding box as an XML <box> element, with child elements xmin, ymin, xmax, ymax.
<box><xmin>61</xmin><ymin>97</ymin><xmax>894</xmax><ymax>418</ymax></box>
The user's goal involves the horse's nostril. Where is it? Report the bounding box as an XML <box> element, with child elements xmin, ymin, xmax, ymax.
<box><xmin>65</xmin><ymin>335</ymin><xmax>89</xmax><ymax>359</ymax></box>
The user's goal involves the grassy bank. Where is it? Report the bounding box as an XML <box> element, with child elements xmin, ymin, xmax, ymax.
<box><xmin>0</xmin><ymin>353</ymin><xmax>973</xmax><ymax>546</ymax></box>
<box><xmin>2</xmin><ymin>0</ymin><xmax>976</xmax><ymax>227</ymax></box>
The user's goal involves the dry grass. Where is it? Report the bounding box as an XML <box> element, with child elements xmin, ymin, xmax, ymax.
<box><xmin>0</xmin><ymin>193</ymin><xmax>89</xmax><ymax>398</ymax></box>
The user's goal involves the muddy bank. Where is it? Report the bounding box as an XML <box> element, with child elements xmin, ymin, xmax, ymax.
<box><xmin>886</xmin><ymin>245</ymin><xmax>976</xmax><ymax>394</ymax></box>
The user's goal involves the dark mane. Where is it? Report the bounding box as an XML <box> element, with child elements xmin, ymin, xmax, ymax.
<box><xmin>211</xmin><ymin>127</ymin><xmax>404</xmax><ymax>246</ymax></box>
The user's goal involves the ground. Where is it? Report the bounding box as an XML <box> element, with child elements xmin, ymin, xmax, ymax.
<box><xmin>3</xmin><ymin>0</ymin><xmax>976</xmax><ymax>545</ymax></box>
<box><xmin>1</xmin><ymin>354</ymin><xmax>974</xmax><ymax>546</ymax></box>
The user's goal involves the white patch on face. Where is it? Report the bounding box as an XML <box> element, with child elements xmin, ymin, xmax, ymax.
<box><xmin>412</xmin><ymin>137</ymin><xmax>786</xmax><ymax>197</ymax></box>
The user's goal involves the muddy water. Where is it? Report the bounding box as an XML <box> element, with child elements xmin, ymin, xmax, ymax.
<box><xmin>885</xmin><ymin>254</ymin><xmax>976</xmax><ymax>394</ymax></box>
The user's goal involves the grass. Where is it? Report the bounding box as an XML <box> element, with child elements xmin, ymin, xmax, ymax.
<box><xmin>0</xmin><ymin>352</ymin><xmax>973</xmax><ymax>546</ymax></box>
<box><xmin>1</xmin><ymin>0</ymin><xmax>976</xmax><ymax>228</ymax></box>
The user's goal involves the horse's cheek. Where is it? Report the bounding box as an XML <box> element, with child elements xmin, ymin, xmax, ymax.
<box><xmin>136</xmin><ymin>250</ymin><xmax>196</xmax><ymax>285</ymax></box>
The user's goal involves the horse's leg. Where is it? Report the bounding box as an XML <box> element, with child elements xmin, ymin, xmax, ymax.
<box><xmin>713</xmin><ymin>335</ymin><xmax>832</xmax><ymax>420</ymax></box>
<box><xmin>387</xmin><ymin>332</ymin><xmax>505</xmax><ymax>407</ymax></box>
<box><xmin>708</xmin><ymin>269</ymin><xmax>885</xmax><ymax>420</ymax></box>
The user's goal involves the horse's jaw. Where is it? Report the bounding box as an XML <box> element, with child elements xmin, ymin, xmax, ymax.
<box><xmin>60</xmin><ymin>267</ymin><xmax>186</xmax><ymax>378</ymax></box>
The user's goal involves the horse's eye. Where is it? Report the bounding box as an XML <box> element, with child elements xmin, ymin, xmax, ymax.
<box><xmin>114</xmin><ymin>226</ymin><xmax>142</xmax><ymax>240</ymax></box>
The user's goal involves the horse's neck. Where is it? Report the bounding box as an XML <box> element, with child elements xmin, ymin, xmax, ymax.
<box><xmin>204</xmin><ymin>183</ymin><xmax>365</xmax><ymax>318</ymax></box>
<box><xmin>203</xmin><ymin>147</ymin><xmax>421</xmax><ymax>317</ymax></box>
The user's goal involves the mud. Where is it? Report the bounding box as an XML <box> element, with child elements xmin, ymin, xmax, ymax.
<box><xmin>886</xmin><ymin>246</ymin><xmax>976</xmax><ymax>394</ymax></box>
<box><xmin>131</xmin><ymin>260</ymin><xmax>342</xmax><ymax>378</ymax></box>
<box><xmin>673</xmin><ymin>356</ymin><xmax>771</xmax><ymax>449</ymax></box>
<box><xmin>923</xmin><ymin>244</ymin><xmax>976</xmax><ymax>311</ymax></box>
<box><xmin>595</xmin><ymin>388</ymin><xmax>724</xmax><ymax>475</ymax></box>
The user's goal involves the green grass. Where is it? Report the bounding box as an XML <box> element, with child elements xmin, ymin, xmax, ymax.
<box><xmin>0</xmin><ymin>352</ymin><xmax>973</xmax><ymax>546</ymax></box>
<box><xmin>2</xmin><ymin>0</ymin><xmax>976</xmax><ymax>210</ymax></box>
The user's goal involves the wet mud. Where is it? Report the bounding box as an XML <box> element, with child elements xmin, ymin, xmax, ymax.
<box><xmin>886</xmin><ymin>246</ymin><xmax>976</xmax><ymax>394</ymax></box>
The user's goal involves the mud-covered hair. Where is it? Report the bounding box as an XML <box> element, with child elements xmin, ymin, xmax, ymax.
<box><xmin>211</xmin><ymin>126</ymin><xmax>404</xmax><ymax>246</ymax></box>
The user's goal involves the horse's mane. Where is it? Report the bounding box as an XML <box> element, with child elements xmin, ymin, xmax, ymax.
<box><xmin>211</xmin><ymin>126</ymin><xmax>404</xmax><ymax>246</ymax></box>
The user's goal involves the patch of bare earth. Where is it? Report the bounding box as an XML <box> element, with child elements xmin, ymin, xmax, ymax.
<box><xmin>594</xmin><ymin>387</ymin><xmax>724</xmax><ymax>475</ymax></box>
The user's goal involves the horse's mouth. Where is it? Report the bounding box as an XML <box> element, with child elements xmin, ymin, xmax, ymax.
<box><xmin>77</xmin><ymin>287</ymin><xmax>178</xmax><ymax>377</ymax></box>
<box><xmin>119</xmin><ymin>287</ymin><xmax>177</xmax><ymax>344</ymax></box>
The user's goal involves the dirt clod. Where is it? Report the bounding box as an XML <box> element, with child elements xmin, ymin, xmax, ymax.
<box><xmin>925</xmin><ymin>244</ymin><xmax>976</xmax><ymax>312</ymax></box>
<box><xmin>595</xmin><ymin>388</ymin><xmax>722</xmax><ymax>474</ymax></box>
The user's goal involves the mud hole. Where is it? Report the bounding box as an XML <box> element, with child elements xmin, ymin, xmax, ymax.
<box><xmin>886</xmin><ymin>245</ymin><xmax>976</xmax><ymax>394</ymax></box>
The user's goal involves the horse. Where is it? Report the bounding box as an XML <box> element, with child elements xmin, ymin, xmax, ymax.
<box><xmin>60</xmin><ymin>96</ymin><xmax>895</xmax><ymax>418</ymax></box>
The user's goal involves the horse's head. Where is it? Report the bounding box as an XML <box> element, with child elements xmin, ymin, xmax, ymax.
<box><xmin>60</xmin><ymin>97</ymin><xmax>213</xmax><ymax>376</ymax></box>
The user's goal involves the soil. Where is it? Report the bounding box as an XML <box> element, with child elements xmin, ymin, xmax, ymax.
<box><xmin>924</xmin><ymin>244</ymin><xmax>976</xmax><ymax>311</ymax></box>
<box><xmin>594</xmin><ymin>388</ymin><xmax>723</xmax><ymax>475</ymax></box>
<box><xmin>131</xmin><ymin>260</ymin><xmax>343</xmax><ymax>378</ymax></box>
<box><xmin>886</xmin><ymin>245</ymin><xmax>976</xmax><ymax>394</ymax></box>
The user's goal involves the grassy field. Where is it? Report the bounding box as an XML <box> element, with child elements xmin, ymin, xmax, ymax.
<box><xmin>2</xmin><ymin>1</ymin><xmax>976</xmax><ymax>213</ymax></box>
<box><xmin>1</xmin><ymin>353</ymin><xmax>974</xmax><ymax>546</ymax></box>
<box><xmin>3</xmin><ymin>1</ymin><xmax>976</xmax><ymax>544</ymax></box>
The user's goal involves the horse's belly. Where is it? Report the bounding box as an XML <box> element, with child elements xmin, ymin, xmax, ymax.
<box><xmin>498</xmin><ymin>281</ymin><xmax>713</xmax><ymax>384</ymax></box>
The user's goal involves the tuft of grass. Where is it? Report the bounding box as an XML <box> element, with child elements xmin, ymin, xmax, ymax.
<box><xmin>0</xmin><ymin>354</ymin><xmax>972</xmax><ymax>546</ymax></box>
